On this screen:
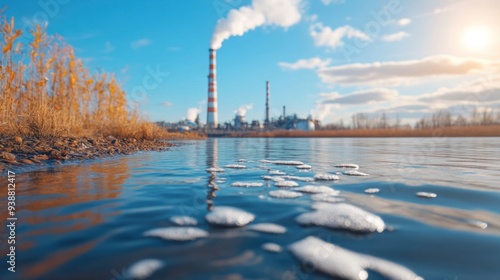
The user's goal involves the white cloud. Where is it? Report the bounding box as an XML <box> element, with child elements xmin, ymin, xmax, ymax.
<box><xmin>397</xmin><ymin>18</ymin><xmax>411</xmax><ymax>26</ymax></box>
<box><xmin>382</xmin><ymin>31</ymin><xmax>409</xmax><ymax>42</ymax></box>
<box><xmin>211</xmin><ymin>0</ymin><xmax>303</xmax><ymax>50</ymax></box>
<box><xmin>318</xmin><ymin>55</ymin><xmax>498</xmax><ymax>86</ymax></box>
<box><xmin>162</xmin><ymin>102</ymin><xmax>173</xmax><ymax>107</ymax></box>
<box><xmin>322</xmin><ymin>88</ymin><xmax>398</xmax><ymax>105</ymax></box>
<box><xmin>321</xmin><ymin>0</ymin><xmax>345</xmax><ymax>5</ymax></box>
<box><xmin>310</xmin><ymin>22</ymin><xmax>370</xmax><ymax>49</ymax></box>
<box><xmin>186</xmin><ymin>108</ymin><xmax>200</xmax><ymax>122</ymax></box>
<box><xmin>235</xmin><ymin>104</ymin><xmax>253</xmax><ymax>116</ymax></box>
<box><xmin>279</xmin><ymin>57</ymin><xmax>331</xmax><ymax>70</ymax></box>
<box><xmin>131</xmin><ymin>39</ymin><xmax>152</xmax><ymax>49</ymax></box>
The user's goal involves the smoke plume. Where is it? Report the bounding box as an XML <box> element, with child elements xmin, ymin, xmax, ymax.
<box><xmin>235</xmin><ymin>104</ymin><xmax>253</xmax><ymax>117</ymax></box>
<box><xmin>186</xmin><ymin>107</ymin><xmax>201</xmax><ymax>122</ymax></box>
<box><xmin>211</xmin><ymin>0</ymin><xmax>303</xmax><ymax>50</ymax></box>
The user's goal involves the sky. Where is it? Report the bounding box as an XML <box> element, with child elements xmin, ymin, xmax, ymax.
<box><xmin>4</xmin><ymin>0</ymin><xmax>500</xmax><ymax>125</ymax></box>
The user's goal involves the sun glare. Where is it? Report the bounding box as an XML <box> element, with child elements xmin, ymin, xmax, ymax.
<box><xmin>463</xmin><ymin>26</ymin><xmax>491</xmax><ymax>51</ymax></box>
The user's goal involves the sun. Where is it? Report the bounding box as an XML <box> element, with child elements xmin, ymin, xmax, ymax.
<box><xmin>463</xmin><ymin>26</ymin><xmax>491</xmax><ymax>51</ymax></box>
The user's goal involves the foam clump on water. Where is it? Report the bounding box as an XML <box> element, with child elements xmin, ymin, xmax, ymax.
<box><xmin>144</xmin><ymin>227</ymin><xmax>209</xmax><ymax>241</ymax></box>
<box><xmin>311</xmin><ymin>194</ymin><xmax>345</xmax><ymax>203</ymax></box>
<box><xmin>170</xmin><ymin>216</ymin><xmax>198</xmax><ymax>226</ymax></box>
<box><xmin>272</xmin><ymin>160</ymin><xmax>305</xmax><ymax>166</ymax></box>
<box><xmin>248</xmin><ymin>223</ymin><xmax>287</xmax><ymax>234</ymax></box>
<box><xmin>205</xmin><ymin>206</ymin><xmax>255</xmax><ymax>227</ymax></box>
<box><xmin>344</xmin><ymin>170</ymin><xmax>369</xmax><ymax>176</ymax></box>
<box><xmin>296</xmin><ymin>164</ymin><xmax>312</xmax><ymax>169</ymax></box>
<box><xmin>293</xmin><ymin>185</ymin><xmax>340</xmax><ymax>195</ymax></box>
<box><xmin>231</xmin><ymin>182</ymin><xmax>264</xmax><ymax>188</ymax></box>
<box><xmin>289</xmin><ymin>236</ymin><xmax>422</xmax><ymax>280</ymax></box>
<box><xmin>269</xmin><ymin>190</ymin><xmax>303</xmax><ymax>198</ymax></box>
<box><xmin>334</xmin><ymin>163</ymin><xmax>360</xmax><ymax>169</ymax></box>
<box><xmin>275</xmin><ymin>180</ymin><xmax>299</xmax><ymax>188</ymax></box>
<box><xmin>225</xmin><ymin>164</ymin><xmax>246</xmax><ymax>169</ymax></box>
<box><xmin>262</xmin><ymin>175</ymin><xmax>285</xmax><ymax>182</ymax></box>
<box><xmin>281</xmin><ymin>175</ymin><xmax>315</xmax><ymax>182</ymax></box>
<box><xmin>296</xmin><ymin>203</ymin><xmax>385</xmax><ymax>233</ymax></box>
<box><xmin>416</xmin><ymin>192</ymin><xmax>437</xmax><ymax>198</ymax></box>
<box><xmin>126</xmin><ymin>259</ymin><xmax>164</xmax><ymax>280</ymax></box>
<box><xmin>206</xmin><ymin>167</ymin><xmax>224</xmax><ymax>173</ymax></box>
<box><xmin>262</xmin><ymin>243</ymin><xmax>282</xmax><ymax>253</ymax></box>
<box><xmin>269</xmin><ymin>170</ymin><xmax>286</xmax><ymax>175</ymax></box>
<box><xmin>314</xmin><ymin>174</ymin><xmax>340</xmax><ymax>181</ymax></box>
<box><xmin>364</xmin><ymin>188</ymin><xmax>380</xmax><ymax>194</ymax></box>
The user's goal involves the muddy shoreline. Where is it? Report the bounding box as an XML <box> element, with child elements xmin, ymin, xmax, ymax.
<box><xmin>0</xmin><ymin>135</ymin><xmax>175</xmax><ymax>172</ymax></box>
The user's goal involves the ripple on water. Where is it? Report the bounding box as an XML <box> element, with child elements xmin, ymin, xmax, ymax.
<box><xmin>269</xmin><ymin>190</ymin><xmax>303</xmax><ymax>198</ymax></box>
<box><xmin>206</xmin><ymin>167</ymin><xmax>224</xmax><ymax>173</ymax></box>
<box><xmin>296</xmin><ymin>203</ymin><xmax>385</xmax><ymax>233</ymax></box>
<box><xmin>262</xmin><ymin>175</ymin><xmax>285</xmax><ymax>182</ymax></box>
<box><xmin>225</xmin><ymin>164</ymin><xmax>246</xmax><ymax>169</ymax></box>
<box><xmin>170</xmin><ymin>216</ymin><xmax>198</xmax><ymax>226</ymax></box>
<box><xmin>296</xmin><ymin>164</ymin><xmax>312</xmax><ymax>169</ymax></box>
<box><xmin>231</xmin><ymin>182</ymin><xmax>264</xmax><ymax>188</ymax></box>
<box><xmin>289</xmin><ymin>237</ymin><xmax>422</xmax><ymax>280</ymax></box>
<box><xmin>281</xmin><ymin>175</ymin><xmax>316</xmax><ymax>182</ymax></box>
<box><xmin>311</xmin><ymin>194</ymin><xmax>345</xmax><ymax>203</ymax></box>
<box><xmin>248</xmin><ymin>223</ymin><xmax>287</xmax><ymax>234</ymax></box>
<box><xmin>293</xmin><ymin>185</ymin><xmax>340</xmax><ymax>195</ymax></box>
<box><xmin>126</xmin><ymin>259</ymin><xmax>164</xmax><ymax>280</ymax></box>
<box><xmin>275</xmin><ymin>180</ymin><xmax>299</xmax><ymax>188</ymax></box>
<box><xmin>343</xmin><ymin>170</ymin><xmax>369</xmax><ymax>176</ymax></box>
<box><xmin>334</xmin><ymin>163</ymin><xmax>360</xmax><ymax>169</ymax></box>
<box><xmin>144</xmin><ymin>227</ymin><xmax>209</xmax><ymax>241</ymax></box>
<box><xmin>205</xmin><ymin>206</ymin><xmax>255</xmax><ymax>227</ymax></box>
<box><xmin>262</xmin><ymin>243</ymin><xmax>282</xmax><ymax>253</ymax></box>
<box><xmin>364</xmin><ymin>188</ymin><xmax>380</xmax><ymax>194</ymax></box>
<box><xmin>269</xmin><ymin>170</ymin><xmax>286</xmax><ymax>175</ymax></box>
<box><xmin>314</xmin><ymin>174</ymin><xmax>340</xmax><ymax>181</ymax></box>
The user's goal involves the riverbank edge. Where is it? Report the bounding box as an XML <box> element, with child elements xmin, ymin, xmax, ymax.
<box><xmin>0</xmin><ymin>135</ymin><xmax>183</xmax><ymax>172</ymax></box>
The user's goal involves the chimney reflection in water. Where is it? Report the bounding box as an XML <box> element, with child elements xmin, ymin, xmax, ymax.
<box><xmin>205</xmin><ymin>139</ymin><xmax>219</xmax><ymax>211</ymax></box>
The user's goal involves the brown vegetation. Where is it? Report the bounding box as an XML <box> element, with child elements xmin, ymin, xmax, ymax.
<box><xmin>0</xmin><ymin>15</ymin><xmax>182</xmax><ymax>141</ymax></box>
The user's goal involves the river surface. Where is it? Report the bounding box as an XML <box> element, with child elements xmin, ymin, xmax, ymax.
<box><xmin>1</xmin><ymin>137</ymin><xmax>500</xmax><ymax>280</ymax></box>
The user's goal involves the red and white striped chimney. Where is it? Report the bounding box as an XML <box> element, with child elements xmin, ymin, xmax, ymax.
<box><xmin>207</xmin><ymin>49</ymin><xmax>218</xmax><ymax>129</ymax></box>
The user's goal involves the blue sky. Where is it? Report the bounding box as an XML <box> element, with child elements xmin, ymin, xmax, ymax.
<box><xmin>5</xmin><ymin>0</ymin><xmax>500</xmax><ymax>125</ymax></box>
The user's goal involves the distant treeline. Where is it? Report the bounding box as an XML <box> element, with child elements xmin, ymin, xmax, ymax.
<box><xmin>321</xmin><ymin>107</ymin><xmax>500</xmax><ymax>130</ymax></box>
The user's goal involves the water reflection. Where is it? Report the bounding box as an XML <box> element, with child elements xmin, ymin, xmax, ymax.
<box><xmin>206</xmin><ymin>139</ymin><xmax>220</xmax><ymax>211</ymax></box>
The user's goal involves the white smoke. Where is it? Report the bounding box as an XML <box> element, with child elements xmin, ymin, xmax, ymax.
<box><xmin>235</xmin><ymin>104</ymin><xmax>253</xmax><ymax>117</ymax></box>
<box><xmin>211</xmin><ymin>0</ymin><xmax>303</xmax><ymax>50</ymax></box>
<box><xmin>186</xmin><ymin>107</ymin><xmax>201</xmax><ymax>122</ymax></box>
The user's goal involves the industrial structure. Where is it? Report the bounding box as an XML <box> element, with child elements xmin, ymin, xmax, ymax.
<box><xmin>265</xmin><ymin>81</ymin><xmax>270</xmax><ymax>128</ymax></box>
<box><xmin>206</xmin><ymin>49</ymin><xmax>218</xmax><ymax>129</ymax></box>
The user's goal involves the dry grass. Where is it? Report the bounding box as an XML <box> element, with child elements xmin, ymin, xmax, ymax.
<box><xmin>0</xmin><ymin>15</ymin><xmax>182</xmax><ymax>141</ymax></box>
<box><xmin>230</xmin><ymin>125</ymin><xmax>500</xmax><ymax>138</ymax></box>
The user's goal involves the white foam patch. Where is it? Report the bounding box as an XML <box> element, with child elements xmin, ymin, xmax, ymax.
<box><xmin>293</xmin><ymin>185</ymin><xmax>340</xmax><ymax>195</ymax></box>
<box><xmin>170</xmin><ymin>216</ymin><xmax>198</xmax><ymax>226</ymax></box>
<box><xmin>416</xmin><ymin>192</ymin><xmax>437</xmax><ymax>198</ymax></box>
<box><xmin>296</xmin><ymin>203</ymin><xmax>385</xmax><ymax>233</ymax></box>
<box><xmin>314</xmin><ymin>174</ymin><xmax>340</xmax><ymax>181</ymax></box>
<box><xmin>206</xmin><ymin>167</ymin><xmax>224</xmax><ymax>173</ymax></box>
<box><xmin>231</xmin><ymin>182</ymin><xmax>264</xmax><ymax>187</ymax></box>
<box><xmin>269</xmin><ymin>190</ymin><xmax>303</xmax><ymax>198</ymax></box>
<box><xmin>281</xmin><ymin>175</ymin><xmax>315</xmax><ymax>182</ymax></box>
<box><xmin>289</xmin><ymin>237</ymin><xmax>422</xmax><ymax>280</ymax></box>
<box><xmin>466</xmin><ymin>219</ymin><xmax>488</xmax><ymax>229</ymax></box>
<box><xmin>262</xmin><ymin>243</ymin><xmax>282</xmax><ymax>253</ymax></box>
<box><xmin>126</xmin><ymin>259</ymin><xmax>164</xmax><ymax>280</ymax></box>
<box><xmin>311</xmin><ymin>194</ymin><xmax>345</xmax><ymax>203</ymax></box>
<box><xmin>334</xmin><ymin>163</ymin><xmax>360</xmax><ymax>169</ymax></box>
<box><xmin>344</xmin><ymin>170</ymin><xmax>369</xmax><ymax>176</ymax></box>
<box><xmin>364</xmin><ymin>188</ymin><xmax>380</xmax><ymax>194</ymax></box>
<box><xmin>272</xmin><ymin>160</ymin><xmax>304</xmax><ymax>165</ymax></box>
<box><xmin>225</xmin><ymin>164</ymin><xmax>246</xmax><ymax>169</ymax></box>
<box><xmin>205</xmin><ymin>206</ymin><xmax>255</xmax><ymax>227</ymax></box>
<box><xmin>259</xmin><ymin>159</ymin><xmax>274</xmax><ymax>163</ymax></box>
<box><xmin>275</xmin><ymin>180</ymin><xmax>299</xmax><ymax>188</ymax></box>
<box><xmin>237</xmin><ymin>159</ymin><xmax>247</xmax><ymax>162</ymax></box>
<box><xmin>269</xmin><ymin>170</ymin><xmax>286</xmax><ymax>175</ymax></box>
<box><xmin>248</xmin><ymin>223</ymin><xmax>287</xmax><ymax>234</ymax></box>
<box><xmin>262</xmin><ymin>175</ymin><xmax>285</xmax><ymax>181</ymax></box>
<box><xmin>296</xmin><ymin>164</ymin><xmax>312</xmax><ymax>169</ymax></box>
<box><xmin>144</xmin><ymin>227</ymin><xmax>208</xmax><ymax>241</ymax></box>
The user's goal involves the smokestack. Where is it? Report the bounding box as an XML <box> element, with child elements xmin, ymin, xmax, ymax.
<box><xmin>207</xmin><ymin>49</ymin><xmax>218</xmax><ymax>129</ymax></box>
<box><xmin>283</xmin><ymin>106</ymin><xmax>286</xmax><ymax>119</ymax></box>
<box><xmin>265</xmin><ymin>81</ymin><xmax>270</xmax><ymax>126</ymax></box>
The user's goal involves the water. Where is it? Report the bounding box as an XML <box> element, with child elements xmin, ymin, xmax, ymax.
<box><xmin>1</xmin><ymin>138</ymin><xmax>500</xmax><ymax>279</ymax></box>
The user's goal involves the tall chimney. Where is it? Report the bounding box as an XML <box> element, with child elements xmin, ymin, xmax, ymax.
<box><xmin>265</xmin><ymin>81</ymin><xmax>270</xmax><ymax>127</ymax></box>
<box><xmin>283</xmin><ymin>106</ymin><xmax>286</xmax><ymax>119</ymax></box>
<box><xmin>207</xmin><ymin>49</ymin><xmax>218</xmax><ymax>129</ymax></box>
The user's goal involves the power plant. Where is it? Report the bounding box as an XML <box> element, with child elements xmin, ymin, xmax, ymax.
<box><xmin>206</xmin><ymin>49</ymin><xmax>218</xmax><ymax>129</ymax></box>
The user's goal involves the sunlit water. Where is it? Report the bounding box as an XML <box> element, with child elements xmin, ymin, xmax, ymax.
<box><xmin>1</xmin><ymin>138</ymin><xmax>500</xmax><ymax>279</ymax></box>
